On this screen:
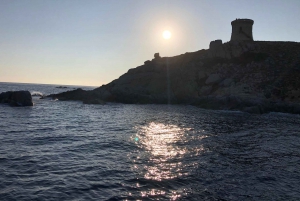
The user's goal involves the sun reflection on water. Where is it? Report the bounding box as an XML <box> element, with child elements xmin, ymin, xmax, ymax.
<box><xmin>128</xmin><ymin>121</ymin><xmax>208</xmax><ymax>199</ymax></box>
<box><xmin>133</xmin><ymin>122</ymin><xmax>206</xmax><ymax>182</ymax></box>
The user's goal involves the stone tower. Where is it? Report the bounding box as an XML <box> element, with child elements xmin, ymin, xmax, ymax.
<box><xmin>230</xmin><ymin>19</ymin><xmax>254</xmax><ymax>41</ymax></box>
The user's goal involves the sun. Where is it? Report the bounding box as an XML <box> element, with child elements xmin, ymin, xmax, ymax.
<box><xmin>163</xmin><ymin>30</ymin><xmax>171</xmax><ymax>39</ymax></box>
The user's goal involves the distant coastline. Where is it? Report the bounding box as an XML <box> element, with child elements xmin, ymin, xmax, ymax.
<box><xmin>0</xmin><ymin>81</ymin><xmax>97</xmax><ymax>88</ymax></box>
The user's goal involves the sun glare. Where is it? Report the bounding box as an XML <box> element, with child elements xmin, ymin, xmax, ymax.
<box><xmin>163</xmin><ymin>30</ymin><xmax>171</xmax><ymax>39</ymax></box>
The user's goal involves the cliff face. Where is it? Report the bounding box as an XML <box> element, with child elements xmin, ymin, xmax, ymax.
<box><xmin>51</xmin><ymin>41</ymin><xmax>300</xmax><ymax>114</ymax></box>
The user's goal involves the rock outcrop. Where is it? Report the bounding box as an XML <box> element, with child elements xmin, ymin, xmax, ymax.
<box><xmin>154</xmin><ymin>53</ymin><xmax>161</xmax><ymax>59</ymax></box>
<box><xmin>0</xmin><ymin>91</ymin><xmax>33</xmax><ymax>106</ymax></box>
<box><xmin>48</xmin><ymin>41</ymin><xmax>300</xmax><ymax>114</ymax></box>
<box><xmin>48</xmin><ymin>88</ymin><xmax>106</xmax><ymax>105</ymax></box>
<box><xmin>209</xmin><ymin>40</ymin><xmax>223</xmax><ymax>51</ymax></box>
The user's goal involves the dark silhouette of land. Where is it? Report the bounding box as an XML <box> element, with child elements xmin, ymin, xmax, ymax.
<box><xmin>48</xmin><ymin>40</ymin><xmax>300</xmax><ymax>114</ymax></box>
<box><xmin>3</xmin><ymin>18</ymin><xmax>299</xmax><ymax>114</ymax></box>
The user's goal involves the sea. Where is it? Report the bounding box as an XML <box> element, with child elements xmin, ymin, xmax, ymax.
<box><xmin>0</xmin><ymin>82</ymin><xmax>300</xmax><ymax>201</ymax></box>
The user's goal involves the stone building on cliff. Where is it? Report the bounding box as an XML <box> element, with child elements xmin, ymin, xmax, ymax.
<box><xmin>230</xmin><ymin>18</ymin><xmax>254</xmax><ymax>41</ymax></box>
<box><xmin>209</xmin><ymin>18</ymin><xmax>254</xmax><ymax>51</ymax></box>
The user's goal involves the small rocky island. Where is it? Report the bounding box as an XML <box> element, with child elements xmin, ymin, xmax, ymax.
<box><xmin>48</xmin><ymin>19</ymin><xmax>300</xmax><ymax>114</ymax></box>
<box><xmin>0</xmin><ymin>91</ymin><xmax>33</xmax><ymax>106</ymax></box>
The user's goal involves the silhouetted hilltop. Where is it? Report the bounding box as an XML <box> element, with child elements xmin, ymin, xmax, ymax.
<box><xmin>49</xmin><ymin>41</ymin><xmax>300</xmax><ymax>114</ymax></box>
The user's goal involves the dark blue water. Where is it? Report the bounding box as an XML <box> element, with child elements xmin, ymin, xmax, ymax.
<box><xmin>0</xmin><ymin>82</ymin><xmax>300</xmax><ymax>200</ymax></box>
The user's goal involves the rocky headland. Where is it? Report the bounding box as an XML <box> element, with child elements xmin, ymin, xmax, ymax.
<box><xmin>48</xmin><ymin>40</ymin><xmax>300</xmax><ymax>114</ymax></box>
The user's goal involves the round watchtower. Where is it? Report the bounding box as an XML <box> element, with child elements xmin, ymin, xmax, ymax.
<box><xmin>230</xmin><ymin>19</ymin><xmax>254</xmax><ymax>41</ymax></box>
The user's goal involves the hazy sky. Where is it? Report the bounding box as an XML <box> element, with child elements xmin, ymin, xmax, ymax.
<box><xmin>1</xmin><ymin>0</ymin><xmax>300</xmax><ymax>86</ymax></box>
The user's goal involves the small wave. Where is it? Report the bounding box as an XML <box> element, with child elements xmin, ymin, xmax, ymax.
<box><xmin>31</xmin><ymin>91</ymin><xmax>44</xmax><ymax>97</ymax></box>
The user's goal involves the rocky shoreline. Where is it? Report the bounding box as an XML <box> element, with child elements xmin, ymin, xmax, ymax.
<box><xmin>48</xmin><ymin>89</ymin><xmax>300</xmax><ymax>114</ymax></box>
<box><xmin>0</xmin><ymin>41</ymin><xmax>290</xmax><ymax>113</ymax></box>
<box><xmin>45</xmin><ymin>40</ymin><xmax>300</xmax><ymax>114</ymax></box>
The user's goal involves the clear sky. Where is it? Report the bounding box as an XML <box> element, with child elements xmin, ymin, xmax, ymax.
<box><xmin>1</xmin><ymin>0</ymin><xmax>300</xmax><ymax>86</ymax></box>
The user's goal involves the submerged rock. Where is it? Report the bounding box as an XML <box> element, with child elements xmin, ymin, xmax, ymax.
<box><xmin>0</xmin><ymin>91</ymin><xmax>33</xmax><ymax>106</ymax></box>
